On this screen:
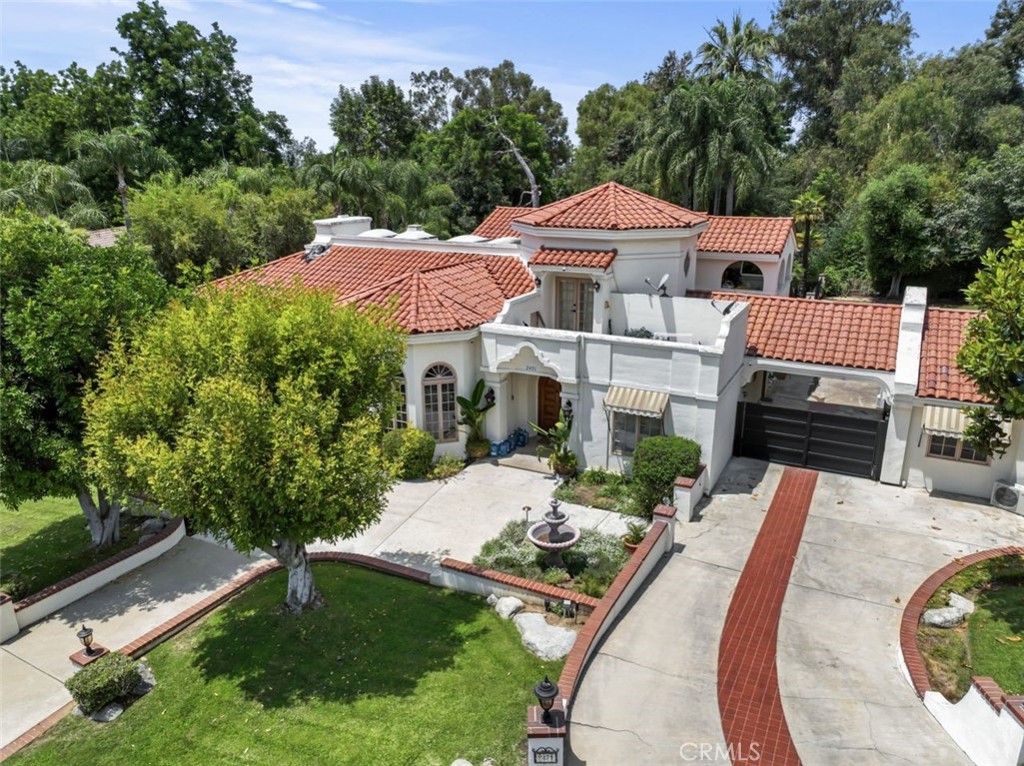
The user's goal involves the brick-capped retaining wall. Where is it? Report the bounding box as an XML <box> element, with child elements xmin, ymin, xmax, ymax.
<box><xmin>436</xmin><ymin>559</ymin><xmax>600</xmax><ymax>615</ymax></box>
<box><xmin>526</xmin><ymin>504</ymin><xmax>677</xmax><ymax>765</ymax></box>
<box><xmin>899</xmin><ymin>546</ymin><xmax>1024</xmax><ymax>766</ymax></box>
<box><xmin>1</xmin><ymin>518</ymin><xmax>187</xmax><ymax>641</ymax></box>
<box><xmin>0</xmin><ymin>553</ymin><xmax>429</xmax><ymax>762</ymax></box>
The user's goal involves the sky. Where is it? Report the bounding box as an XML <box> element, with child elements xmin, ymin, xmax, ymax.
<box><xmin>0</xmin><ymin>0</ymin><xmax>1005</xmax><ymax>150</ymax></box>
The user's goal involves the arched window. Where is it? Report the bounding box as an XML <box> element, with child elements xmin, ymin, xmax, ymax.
<box><xmin>721</xmin><ymin>261</ymin><xmax>764</xmax><ymax>291</ymax></box>
<box><xmin>423</xmin><ymin>364</ymin><xmax>457</xmax><ymax>442</ymax></box>
<box><xmin>392</xmin><ymin>374</ymin><xmax>407</xmax><ymax>430</ymax></box>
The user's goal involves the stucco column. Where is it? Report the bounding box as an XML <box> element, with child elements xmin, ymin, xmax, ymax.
<box><xmin>483</xmin><ymin>372</ymin><xmax>510</xmax><ymax>442</ymax></box>
<box><xmin>560</xmin><ymin>382</ymin><xmax>582</xmax><ymax>457</ymax></box>
<box><xmin>881</xmin><ymin>287</ymin><xmax>928</xmax><ymax>485</ymax></box>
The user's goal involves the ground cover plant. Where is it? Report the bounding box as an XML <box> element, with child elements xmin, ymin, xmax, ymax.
<box><xmin>474</xmin><ymin>520</ymin><xmax>629</xmax><ymax>599</ymax></box>
<box><xmin>918</xmin><ymin>554</ymin><xmax>1024</xmax><ymax>700</ymax></box>
<box><xmin>553</xmin><ymin>468</ymin><xmax>632</xmax><ymax>513</ymax></box>
<box><xmin>0</xmin><ymin>496</ymin><xmax>142</xmax><ymax>599</ymax></box>
<box><xmin>10</xmin><ymin>563</ymin><xmax>560</xmax><ymax>766</ymax></box>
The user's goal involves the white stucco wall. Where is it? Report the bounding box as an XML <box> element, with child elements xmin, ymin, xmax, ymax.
<box><xmin>903</xmin><ymin>409</ymin><xmax>1022</xmax><ymax>498</ymax></box>
<box><xmin>923</xmin><ymin>686</ymin><xmax>1024</xmax><ymax>766</ymax></box>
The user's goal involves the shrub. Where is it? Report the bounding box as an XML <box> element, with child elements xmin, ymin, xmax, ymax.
<box><xmin>629</xmin><ymin>436</ymin><xmax>701</xmax><ymax>517</ymax></box>
<box><xmin>65</xmin><ymin>652</ymin><xmax>141</xmax><ymax>714</ymax></box>
<box><xmin>0</xmin><ymin>571</ymin><xmax>31</xmax><ymax>601</ymax></box>
<box><xmin>429</xmin><ymin>454</ymin><xmax>464</xmax><ymax>481</ymax></box>
<box><xmin>383</xmin><ymin>427</ymin><xmax>436</xmax><ymax>479</ymax></box>
<box><xmin>543</xmin><ymin>567</ymin><xmax>570</xmax><ymax>585</ymax></box>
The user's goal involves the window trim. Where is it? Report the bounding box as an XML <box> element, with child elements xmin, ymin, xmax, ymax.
<box><xmin>555</xmin><ymin>277</ymin><xmax>595</xmax><ymax>333</ymax></box>
<box><xmin>926</xmin><ymin>434</ymin><xmax>990</xmax><ymax>466</ymax></box>
<box><xmin>422</xmin><ymin>363</ymin><xmax>458</xmax><ymax>443</ymax></box>
<box><xmin>391</xmin><ymin>375</ymin><xmax>407</xmax><ymax>430</ymax></box>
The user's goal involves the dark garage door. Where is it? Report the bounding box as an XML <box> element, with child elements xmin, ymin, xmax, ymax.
<box><xmin>734</xmin><ymin>402</ymin><xmax>888</xmax><ymax>480</ymax></box>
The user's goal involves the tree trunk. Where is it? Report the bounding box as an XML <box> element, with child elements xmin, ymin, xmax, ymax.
<box><xmin>266</xmin><ymin>540</ymin><xmax>319</xmax><ymax>613</ymax></box>
<box><xmin>887</xmin><ymin>271</ymin><xmax>902</xmax><ymax>299</ymax></box>
<box><xmin>493</xmin><ymin>119</ymin><xmax>540</xmax><ymax>207</ymax></box>
<box><xmin>117</xmin><ymin>169</ymin><xmax>131</xmax><ymax>231</ymax></box>
<box><xmin>801</xmin><ymin>219</ymin><xmax>812</xmax><ymax>297</ymax></box>
<box><xmin>725</xmin><ymin>176</ymin><xmax>735</xmax><ymax>216</ymax></box>
<box><xmin>77</xmin><ymin>485</ymin><xmax>121</xmax><ymax>548</ymax></box>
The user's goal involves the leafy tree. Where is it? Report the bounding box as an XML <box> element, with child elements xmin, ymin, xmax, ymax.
<box><xmin>84</xmin><ymin>284</ymin><xmax>406</xmax><ymax>612</ymax></box>
<box><xmin>409</xmin><ymin>67</ymin><xmax>456</xmax><ymax>131</ymax></box>
<box><xmin>130</xmin><ymin>171</ymin><xmax>318</xmax><ymax>280</ymax></box>
<box><xmin>857</xmin><ymin>164</ymin><xmax>937</xmax><ymax>296</ymax></box>
<box><xmin>772</xmin><ymin>0</ymin><xmax>913</xmax><ymax>144</ymax></box>
<box><xmin>422</xmin><ymin>105</ymin><xmax>552</xmax><ymax>231</ymax></box>
<box><xmin>957</xmin><ymin>221</ymin><xmax>1024</xmax><ymax>456</ymax></box>
<box><xmin>70</xmin><ymin>127</ymin><xmax>171</xmax><ymax>230</ymax></box>
<box><xmin>696</xmin><ymin>13</ymin><xmax>775</xmax><ymax>80</ymax></box>
<box><xmin>643</xmin><ymin>50</ymin><xmax>694</xmax><ymax>99</ymax></box>
<box><xmin>1</xmin><ymin>208</ymin><xmax>168</xmax><ymax>546</ymax></box>
<box><xmin>113</xmin><ymin>0</ymin><xmax>286</xmax><ymax>171</ymax></box>
<box><xmin>329</xmin><ymin>76</ymin><xmax>418</xmax><ymax>158</ymax></box>
<box><xmin>987</xmin><ymin>0</ymin><xmax>1024</xmax><ymax>89</ymax></box>
<box><xmin>449</xmin><ymin>61</ymin><xmax>570</xmax><ymax>166</ymax></box>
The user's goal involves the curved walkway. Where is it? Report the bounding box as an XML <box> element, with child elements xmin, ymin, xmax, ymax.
<box><xmin>717</xmin><ymin>467</ymin><xmax>816</xmax><ymax>766</ymax></box>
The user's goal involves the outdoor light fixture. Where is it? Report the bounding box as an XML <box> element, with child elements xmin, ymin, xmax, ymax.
<box><xmin>534</xmin><ymin>276</ymin><xmax>542</xmax><ymax>288</ymax></box>
<box><xmin>77</xmin><ymin>624</ymin><xmax>96</xmax><ymax>656</ymax></box>
<box><xmin>534</xmin><ymin>676</ymin><xmax>559</xmax><ymax>725</ymax></box>
<box><xmin>592</xmin><ymin>281</ymin><xmax>601</xmax><ymax>293</ymax></box>
<box><xmin>485</xmin><ymin>387</ymin><xmax>496</xmax><ymax>407</ymax></box>
<box><xmin>562</xmin><ymin>399</ymin><xmax>573</xmax><ymax>420</ymax></box>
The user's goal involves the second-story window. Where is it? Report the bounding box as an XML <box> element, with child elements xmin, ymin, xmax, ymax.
<box><xmin>556</xmin><ymin>278</ymin><xmax>594</xmax><ymax>332</ymax></box>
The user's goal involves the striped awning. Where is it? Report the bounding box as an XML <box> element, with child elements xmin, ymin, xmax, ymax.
<box><xmin>603</xmin><ymin>386</ymin><xmax>669</xmax><ymax>418</ymax></box>
<box><xmin>922</xmin><ymin>405</ymin><xmax>1011</xmax><ymax>437</ymax></box>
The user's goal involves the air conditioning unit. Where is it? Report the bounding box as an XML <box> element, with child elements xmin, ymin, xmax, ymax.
<box><xmin>990</xmin><ymin>480</ymin><xmax>1024</xmax><ymax>515</ymax></box>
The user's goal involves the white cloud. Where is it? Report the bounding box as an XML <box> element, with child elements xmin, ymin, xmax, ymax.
<box><xmin>273</xmin><ymin>0</ymin><xmax>325</xmax><ymax>11</ymax></box>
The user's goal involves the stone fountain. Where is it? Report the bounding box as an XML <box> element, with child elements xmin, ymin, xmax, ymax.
<box><xmin>527</xmin><ymin>499</ymin><xmax>581</xmax><ymax>569</ymax></box>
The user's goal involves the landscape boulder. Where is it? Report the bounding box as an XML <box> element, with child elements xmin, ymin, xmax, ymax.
<box><xmin>513</xmin><ymin>612</ymin><xmax>576</xmax><ymax>660</ymax></box>
<box><xmin>494</xmin><ymin>596</ymin><xmax>525</xmax><ymax>620</ymax></box>
<box><xmin>922</xmin><ymin>607</ymin><xmax>965</xmax><ymax>628</ymax></box>
<box><xmin>948</xmin><ymin>592</ymin><xmax>975</xmax><ymax>615</ymax></box>
<box><xmin>139</xmin><ymin>517</ymin><xmax>166</xmax><ymax>536</ymax></box>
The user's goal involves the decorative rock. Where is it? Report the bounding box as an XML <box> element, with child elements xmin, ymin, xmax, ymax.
<box><xmin>138</xmin><ymin>533</ymin><xmax>158</xmax><ymax>545</ymax></box>
<box><xmin>451</xmin><ymin>760</ymin><xmax>473</xmax><ymax>766</ymax></box>
<box><xmin>132</xmin><ymin>662</ymin><xmax>156</xmax><ymax>696</ymax></box>
<box><xmin>158</xmin><ymin>509</ymin><xmax>173</xmax><ymax>521</ymax></box>
<box><xmin>494</xmin><ymin>596</ymin><xmax>525</xmax><ymax>620</ymax></box>
<box><xmin>486</xmin><ymin>593</ymin><xmax>498</xmax><ymax>606</ymax></box>
<box><xmin>948</xmin><ymin>592</ymin><xmax>975</xmax><ymax>615</ymax></box>
<box><xmin>513</xmin><ymin>612</ymin><xmax>576</xmax><ymax>660</ymax></box>
<box><xmin>89</xmin><ymin>702</ymin><xmax>124</xmax><ymax>723</ymax></box>
<box><xmin>140</xmin><ymin>517</ymin><xmax>165</xmax><ymax>536</ymax></box>
<box><xmin>923</xmin><ymin>607</ymin><xmax>965</xmax><ymax>628</ymax></box>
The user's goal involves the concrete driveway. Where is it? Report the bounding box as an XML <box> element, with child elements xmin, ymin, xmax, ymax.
<box><xmin>568</xmin><ymin>458</ymin><xmax>1024</xmax><ymax>765</ymax></box>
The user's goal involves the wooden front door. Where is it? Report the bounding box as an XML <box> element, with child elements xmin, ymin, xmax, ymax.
<box><xmin>537</xmin><ymin>377</ymin><xmax>562</xmax><ymax>431</ymax></box>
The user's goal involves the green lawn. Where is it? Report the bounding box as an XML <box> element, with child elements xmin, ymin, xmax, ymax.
<box><xmin>967</xmin><ymin>582</ymin><xmax>1024</xmax><ymax>694</ymax></box>
<box><xmin>11</xmin><ymin>564</ymin><xmax>562</xmax><ymax>766</ymax></box>
<box><xmin>0</xmin><ymin>496</ymin><xmax>142</xmax><ymax>599</ymax></box>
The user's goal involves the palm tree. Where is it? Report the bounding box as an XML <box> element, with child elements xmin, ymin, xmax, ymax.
<box><xmin>791</xmin><ymin>190</ymin><xmax>826</xmax><ymax>296</ymax></box>
<box><xmin>69</xmin><ymin>127</ymin><xmax>170</xmax><ymax>231</ymax></box>
<box><xmin>696</xmin><ymin>13</ymin><xmax>775</xmax><ymax>80</ymax></box>
<box><xmin>0</xmin><ymin>160</ymin><xmax>106</xmax><ymax>227</ymax></box>
<box><xmin>637</xmin><ymin>78</ymin><xmax>775</xmax><ymax>214</ymax></box>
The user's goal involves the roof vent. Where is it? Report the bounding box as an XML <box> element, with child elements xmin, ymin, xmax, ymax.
<box><xmin>393</xmin><ymin>225</ymin><xmax>437</xmax><ymax>241</ymax></box>
<box><xmin>304</xmin><ymin>243</ymin><xmax>328</xmax><ymax>262</ymax></box>
<box><xmin>358</xmin><ymin>228</ymin><xmax>398</xmax><ymax>238</ymax></box>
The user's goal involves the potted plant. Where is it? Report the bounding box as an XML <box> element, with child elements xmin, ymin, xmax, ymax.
<box><xmin>457</xmin><ymin>379</ymin><xmax>495</xmax><ymax>459</ymax></box>
<box><xmin>531</xmin><ymin>411</ymin><xmax>577</xmax><ymax>477</ymax></box>
<box><xmin>622</xmin><ymin>521</ymin><xmax>647</xmax><ymax>552</ymax></box>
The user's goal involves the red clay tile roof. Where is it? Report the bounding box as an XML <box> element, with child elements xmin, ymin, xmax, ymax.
<box><xmin>512</xmin><ymin>181</ymin><xmax>707</xmax><ymax>231</ymax></box>
<box><xmin>86</xmin><ymin>226</ymin><xmax>126</xmax><ymax>248</ymax></box>
<box><xmin>530</xmin><ymin>247</ymin><xmax>617</xmax><ymax>270</ymax></box>
<box><xmin>224</xmin><ymin>246</ymin><xmax>534</xmax><ymax>334</ymax></box>
<box><xmin>473</xmin><ymin>206</ymin><xmax>529</xmax><ymax>239</ymax></box>
<box><xmin>917</xmin><ymin>308</ymin><xmax>987</xmax><ymax>403</ymax></box>
<box><xmin>710</xmin><ymin>291</ymin><xmax>902</xmax><ymax>371</ymax></box>
<box><xmin>698</xmin><ymin>216</ymin><xmax>794</xmax><ymax>256</ymax></box>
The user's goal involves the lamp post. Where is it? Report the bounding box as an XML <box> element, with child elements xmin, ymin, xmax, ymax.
<box><xmin>534</xmin><ymin>675</ymin><xmax>559</xmax><ymax>725</ymax></box>
<box><xmin>76</xmin><ymin>625</ymin><xmax>96</xmax><ymax>656</ymax></box>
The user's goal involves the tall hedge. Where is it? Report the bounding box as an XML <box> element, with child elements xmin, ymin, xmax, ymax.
<box><xmin>630</xmin><ymin>436</ymin><xmax>701</xmax><ymax>517</ymax></box>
